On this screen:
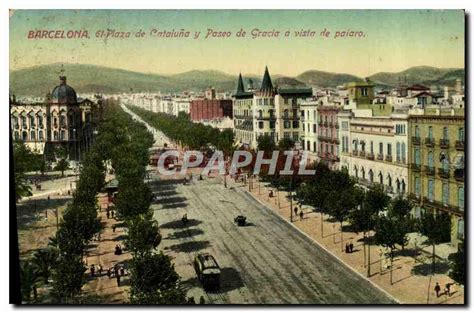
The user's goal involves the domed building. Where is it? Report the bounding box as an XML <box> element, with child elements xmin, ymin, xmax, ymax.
<box><xmin>10</xmin><ymin>69</ymin><xmax>102</xmax><ymax>160</ymax></box>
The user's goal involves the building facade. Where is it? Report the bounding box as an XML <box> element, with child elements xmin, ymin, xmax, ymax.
<box><xmin>10</xmin><ymin>73</ymin><xmax>100</xmax><ymax>159</ymax></box>
<box><xmin>408</xmin><ymin>108</ymin><xmax>465</xmax><ymax>246</ymax></box>
<box><xmin>232</xmin><ymin>67</ymin><xmax>312</xmax><ymax>149</ymax></box>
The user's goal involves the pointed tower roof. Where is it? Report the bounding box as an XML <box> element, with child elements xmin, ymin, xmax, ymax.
<box><xmin>234</xmin><ymin>73</ymin><xmax>253</xmax><ymax>99</ymax></box>
<box><xmin>236</xmin><ymin>73</ymin><xmax>245</xmax><ymax>94</ymax></box>
<box><xmin>260</xmin><ymin>66</ymin><xmax>274</xmax><ymax>93</ymax></box>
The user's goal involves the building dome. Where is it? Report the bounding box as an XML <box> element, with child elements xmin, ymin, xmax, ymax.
<box><xmin>50</xmin><ymin>76</ymin><xmax>77</xmax><ymax>104</ymax></box>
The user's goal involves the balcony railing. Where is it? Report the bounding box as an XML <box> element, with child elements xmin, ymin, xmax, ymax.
<box><xmin>423</xmin><ymin>197</ymin><xmax>462</xmax><ymax>214</ymax></box>
<box><xmin>366</xmin><ymin>153</ymin><xmax>374</xmax><ymax>160</ymax></box>
<box><xmin>359</xmin><ymin>151</ymin><xmax>366</xmax><ymax>158</ymax></box>
<box><xmin>385</xmin><ymin>155</ymin><xmax>392</xmax><ymax>162</ymax></box>
<box><xmin>424</xmin><ymin>137</ymin><xmax>435</xmax><ymax>147</ymax></box>
<box><xmin>455</xmin><ymin>140</ymin><xmax>465</xmax><ymax>151</ymax></box>
<box><xmin>439</xmin><ymin>139</ymin><xmax>450</xmax><ymax>149</ymax></box>
<box><xmin>424</xmin><ymin>165</ymin><xmax>435</xmax><ymax>176</ymax></box>
<box><xmin>377</xmin><ymin>154</ymin><xmax>384</xmax><ymax>161</ymax></box>
<box><xmin>352</xmin><ymin>150</ymin><xmax>358</xmax><ymax>156</ymax></box>
<box><xmin>411</xmin><ymin>163</ymin><xmax>421</xmax><ymax>172</ymax></box>
<box><xmin>323</xmin><ymin>121</ymin><xmax>328</xmax><ymax>127</ymax></box>
<box><xmin>412</xmin><ymin>136</ymin><xmax>421</xmax><ymax>145</ymax></box>
<box><xmin>437</xmin><ymin>167</ymin><xmax>450</xmax><ymax>179</ymax></box>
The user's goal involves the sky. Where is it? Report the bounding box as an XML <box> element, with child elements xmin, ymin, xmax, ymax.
<box><xmin>9</xmin><ymin>10</ymin><xmax>465</xmax><ymax>77</ymax></box>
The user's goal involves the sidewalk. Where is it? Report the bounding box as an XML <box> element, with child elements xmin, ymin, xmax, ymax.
<box><xmin>81</xmin><ymin>193</ymin><xmax>131</xmax><ymax>304</ymax></box>
<box><xmin>228</xmin><ymin>177</ymin><xmax>464</xmax><ymax>305</ymax></box>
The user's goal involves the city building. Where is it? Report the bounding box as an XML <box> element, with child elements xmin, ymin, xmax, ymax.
<box><xmin>232</xmin><ymin>67</ymin><xmax>312</xmax><ymax>149</ymax></box>
<box><xmin>408</xmin><ymin>108</ymin><xmax>465</xmax><ymax>246</ymax></box>
<box><xmin>190</xmin><ymin>87</ymin><xmax>233</xmax><ymax>121</ymax></box>
<box><xmin>10</xmin><ymin>71</ymin><xmax>101</xmax><ymax>159</ymax></box>
<box><xmin>338</xmin><ymin>80</ymin><xmax>409</xmax><ymax>196</ymax></box>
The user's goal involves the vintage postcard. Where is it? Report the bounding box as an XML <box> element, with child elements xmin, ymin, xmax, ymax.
<box><xmin>9</xmin><ymin>9</ymin><xmax>465</xmax><ymax>305</ymax></box>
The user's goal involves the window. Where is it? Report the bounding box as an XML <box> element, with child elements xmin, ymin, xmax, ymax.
<box><xmin>39</xmin><ymin>130</ymin><xmax>44</xmax><ymax>141</ymax></box>
<box><xmin>22</xmin><ymin>131</ymin><xmax>28</xmax><ymax>141</ymax></box>
<box><xmin>307</xmin><ymin>141</ymin><xmax>310</xmax><ymax>150</ymax></box>
<box><xmin>387</xmin><ymin>174</ymin><xmax>392</xmax><ymax>187</ymax></box>
<box><xmin>258</xmin><ymin>110</ymin><xmax>263</xmax><ymax>118</ymax></box>
<box><xmin>428</xmin><ymin>126</ymin><xmax>433</xmax><ymax>139</ymax></box>
<box><xmin>379</xmin><ymin>142</ymin><xmax>383</xmax><ymax>155</ymax></box>
<box><xmin>379</xmin><ymin>172</ymin><xmax>383</xmax><ymax>184</ymax></box>
<box><xmin>458</xmin><ymin>187</ymin><xmax>464</xmax><ymax>209</ymax></box>
<box><xmin>362</xmin><ymin>87</ymin><xmax>368</xmax><ymax>96</ymax></box>
<box><xmin>29</xmin><ymin>114</ymin><xmax>35</xmax><ymax>128</ymax></box>
<box><xmin>284</xmin><ymin>110</ymin><xmax>289</xmax><ymax>119</ymax></box>
<box><xmin>396</xmin><ymin>142</ymin><xmax>401</xmax><ymax>162</ymax></box>
<box><xmin>370</xmin><ymin>141</ymin><xmax>374</xmax><ymax>154</ymax></box>
<box><xmin>387</xmin><ymin>143</ymin><xmax>392</xmax><ymax>156</ymax></box>
<box><xmin>458</xmin><ymin>128</ymin><xmax>464</xmax><ymax>142</ymax></box>
<box><xmin>354</xmin><ymin>166</ymin><xmax>358</xmax><ymax>178</ymax></box>
<box><xmin>415</xmin><ymin>177</ymin><xmax>421</xmax><ymax>196</ymax></box>
<box><xmin>30</xmin><ymin>130</ymin><xmax>35</xmax><ymax>141</ymax></box>
<box><xmin>442</xmin><ymin>183</ymin><xmax>449</xmax><ymax>204</ymax></box>
<box><xmin>313</xmin><ymin>142</ymin><xmax>316</xmax><ymax>152</ymax></box>
<box><xmin>38</xmin><ymin>113</ymin><xmax>44</xmax><ymax>128</ymax></box>
<box><xmin>313</xmin><ymin>124</ymin><xmax>316</xmax><ymax>133</ymax></box>
<box><xmin>258</xmin><ymin>121</ymin><xmax>264</xmax><ymax>129</ymax></box>
<box><xmin>368</xmin><ymin>169</ymin><xmax>373</xmax><ymax>182</ymax></box>
<box><xmin>415</xmin><ymin>125</ymin><xmax>420</xmax><ymax>138</ymax></box>
<box><xmin>443</xmin><ymin>127</ymin><xmax>449</xmax><ymax>140</ymax></box>
<box><xmin>457</xmin><ymin>220</ymin><xmax>464</xmax><ymax>240</ymax></box>
<box><xmin>428</xmin><ymin>180</ymin><xmax>434</xmax><ymax>200</ymax></box>
<box><xmin>401</xmin><ymin>180</ymin><xmax>406</xmax><ymax>194</ymax></box>
<box><xmin>414</xmin><ymin>148</ymin><xmax>421</xmax><ymax>165</ymax></box>
<box><xmin>401</xmin><ymin>143</ymin><xmax>406</xmax><ymax>162</ymax></box>
<box><xmin>269</xmin><ymin>121</ymin><xmax>275</xmax><ymax>129</ymax></box>
<box><xmin>427</xmin><ymin>151</ymin><xmax>434</xmax><ymax>169</ymax></box>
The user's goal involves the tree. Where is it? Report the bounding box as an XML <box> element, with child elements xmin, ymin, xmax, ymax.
<box><xmin>361</xmin><ymin>184</ymin><xmax>390</xmax><ymax>277</ymax></box>
<box><xmin>50</xmin><ymin>255</ymin><xmax>86</xmax><ymax>303</ymax></box>
<box><xmin>373</xmin><ymin>215</ymin><xmax>409</xmax><ymax>284</ymax></box>
<box><xmin>277</xmin><ymin>137</ymin><xmax>295</xmax><ymax>151</ymax></box>
<box><xmin>326</xmin><ymin>170</ymin><xmax>359</xmax><ymax>252</ymax></box>
<box><xmin>257</xmin><ymin>134</ymin><xmax>276</xmax><ymax>156</ymax></box>
<box><xmin>20</xmin><ymin>261</ymin><xmax>41</xmax><ymax>303</ymax></box>
<box><xmin>129</xmin><ymin>252</ymin><xmax>187</xmax><ymax>304</ymax></box>
<box><xmin>388</xmin><ymin>196</ymin><xmax>414</xmax><ymax>252</ymax></box>
<box><xmin>115</xmin><ymin>177</ymin><xmax>151</xmax><ymax>219</ymax></box>
<box><xmin>217</xmin><ymin>128</ymin><xmax>236</xmax><ymax>160</ymax></box>
<box><xmin>13</xmin><ymin>141</ymin><xmax>35</xmax><ymax>201</ymax></box>
<box><xmin>125</xmin><ymin>211</ymin><xmax>162</xmax><ymax>257</ymax></box>
<box><xmin>55</xmin><ymin>158</ymin><xmax>70</xmax><ymax>177</ymax></box>
<box><xmin>418</xmin><ymin>211</ymin><xmax>451</xmax><ymax>274</ymax></box>
<box><xmin>31</xmin><ymin>248</ymin><xmax>58</xmax><ymax>285</ymax></box>
<box><xmin>448</xmin><ymin>240</ymin><xmax>464</xmax><ymax>285</ymax></box>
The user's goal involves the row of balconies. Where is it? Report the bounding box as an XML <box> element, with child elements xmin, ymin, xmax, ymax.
<box><xmin>13</xmin><ymin>123</ymin><xmax>45</xmax><ymax>129</ymax></box>
<box><xmin>318</xmin><ymin>152</ymin><xmax>340</xmax><ymax>162</ymax></box>
<box><xmin>352</xmin><ymin>150</ymin><xmax>396</xmax><ymax>163</ymax></box>
<box><xmin>412</xmin><ymin>136</ymin><xmax>464</xmax><ymax>151</ymax></box>
<box><xmin>317</xmin><ymin>135</ymin><xmax>339</xmax><ymax>144</ymax></box>
<box><xmin>411</xmin><ymin>164</ymin><xmax>464</xmax><ymax>181</ymax></box>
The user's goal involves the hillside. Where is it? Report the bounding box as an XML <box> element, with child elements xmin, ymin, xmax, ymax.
<box><xmin>296</xmin><ymin>70</ymin><xmax>363</xmax><ymax>88</ymax></box>
<box><xmin>10</xmin><ymin>63</ymin><xmax>464</xmax><ymax>96</ymax></box>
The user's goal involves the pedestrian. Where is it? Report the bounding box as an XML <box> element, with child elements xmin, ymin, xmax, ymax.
<box><xmin>299</xmin><ymin>211</ymin><xmax>304</xmax><ymax>220</ymax></box>
<box><xmin>349</xmin><ymin>242</ymin><xmax>354</xmax><ymax>253</ymax></box>
<box><xmin>445</xmin><ymin>283</ymin><xmax>451</xmax><ymax>297</ymax></box>
<box><xmin>45</xmin><ymin>210</ymin><xmax>48</xmax><ymax>218</ymax></box>
<box><xmin>90</xmin><ymin>265</ymin><xmax>95</xmax><ymax>277</ymax></box>
<box><xmin>47</xmin><ymin>195</ymin><xmax>50</xmax><ymax>202</ymax></box>
<box><xmin>434</xmin><ymin>282</ymin><xmax>441</xmax><ymax>297</ymax></box>
<box><xmin>107</xmin><ymin>268</ymin><xmax>112</xmax><ymax>278</ymax></box>
<box><xmin>294</xmin><ymin>206</ymin><xmax>298</xmax><ymax>216</ymax></box>
<box><xmin>111</xmin><ymin>210</ymin><xmax>115</xmax><ymax>219</ymax></box>
<box><xmin>345</xmin><ymin>243</ymin><xmax>350</xmax><ymax>253</ymax></box>
<box><xmin>120</xmin><ymin>267</ymin><xmax>125</xmax><ymax>277</ymax></box>
<box><xmin>112</xmin><ymin>225</ymin><xmax>116</xmax><ymax>232</ymax></box>
<box><xmin>106</xmin><ymin>210</ymin><xmax>110</xmax><ymax>219</ymax></box>
<box><xmin>116</xmin><ymin>272</ymin><xmax>121</xmax><ymax>287</ymax></box>
<box><xmin>97</xmin><ymin>265</ymin><xmax>102</xmax><ymax>276</ymax></box>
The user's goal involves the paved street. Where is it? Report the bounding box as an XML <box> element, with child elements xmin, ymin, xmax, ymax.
<box><xmin>149</xmin><ymin>171</ymin><xmax>395</xmax><ymax>304</ymax></box>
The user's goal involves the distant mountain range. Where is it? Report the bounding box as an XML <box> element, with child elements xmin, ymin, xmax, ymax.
<box><xmin>9</xmin><ymin>63</ymin><xmax>464</xmax><ymax>96</ymax></box>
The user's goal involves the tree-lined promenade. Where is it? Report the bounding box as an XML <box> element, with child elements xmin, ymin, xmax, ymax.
<box><xmin>15</xmin><ymin>101</ymin><xmax>190</xmax><ymax>304</ymax></box>
<box><xmin>126</xmin><ymin>106</ymin><xmax>464</xmax><ymax>304</ymax></box>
